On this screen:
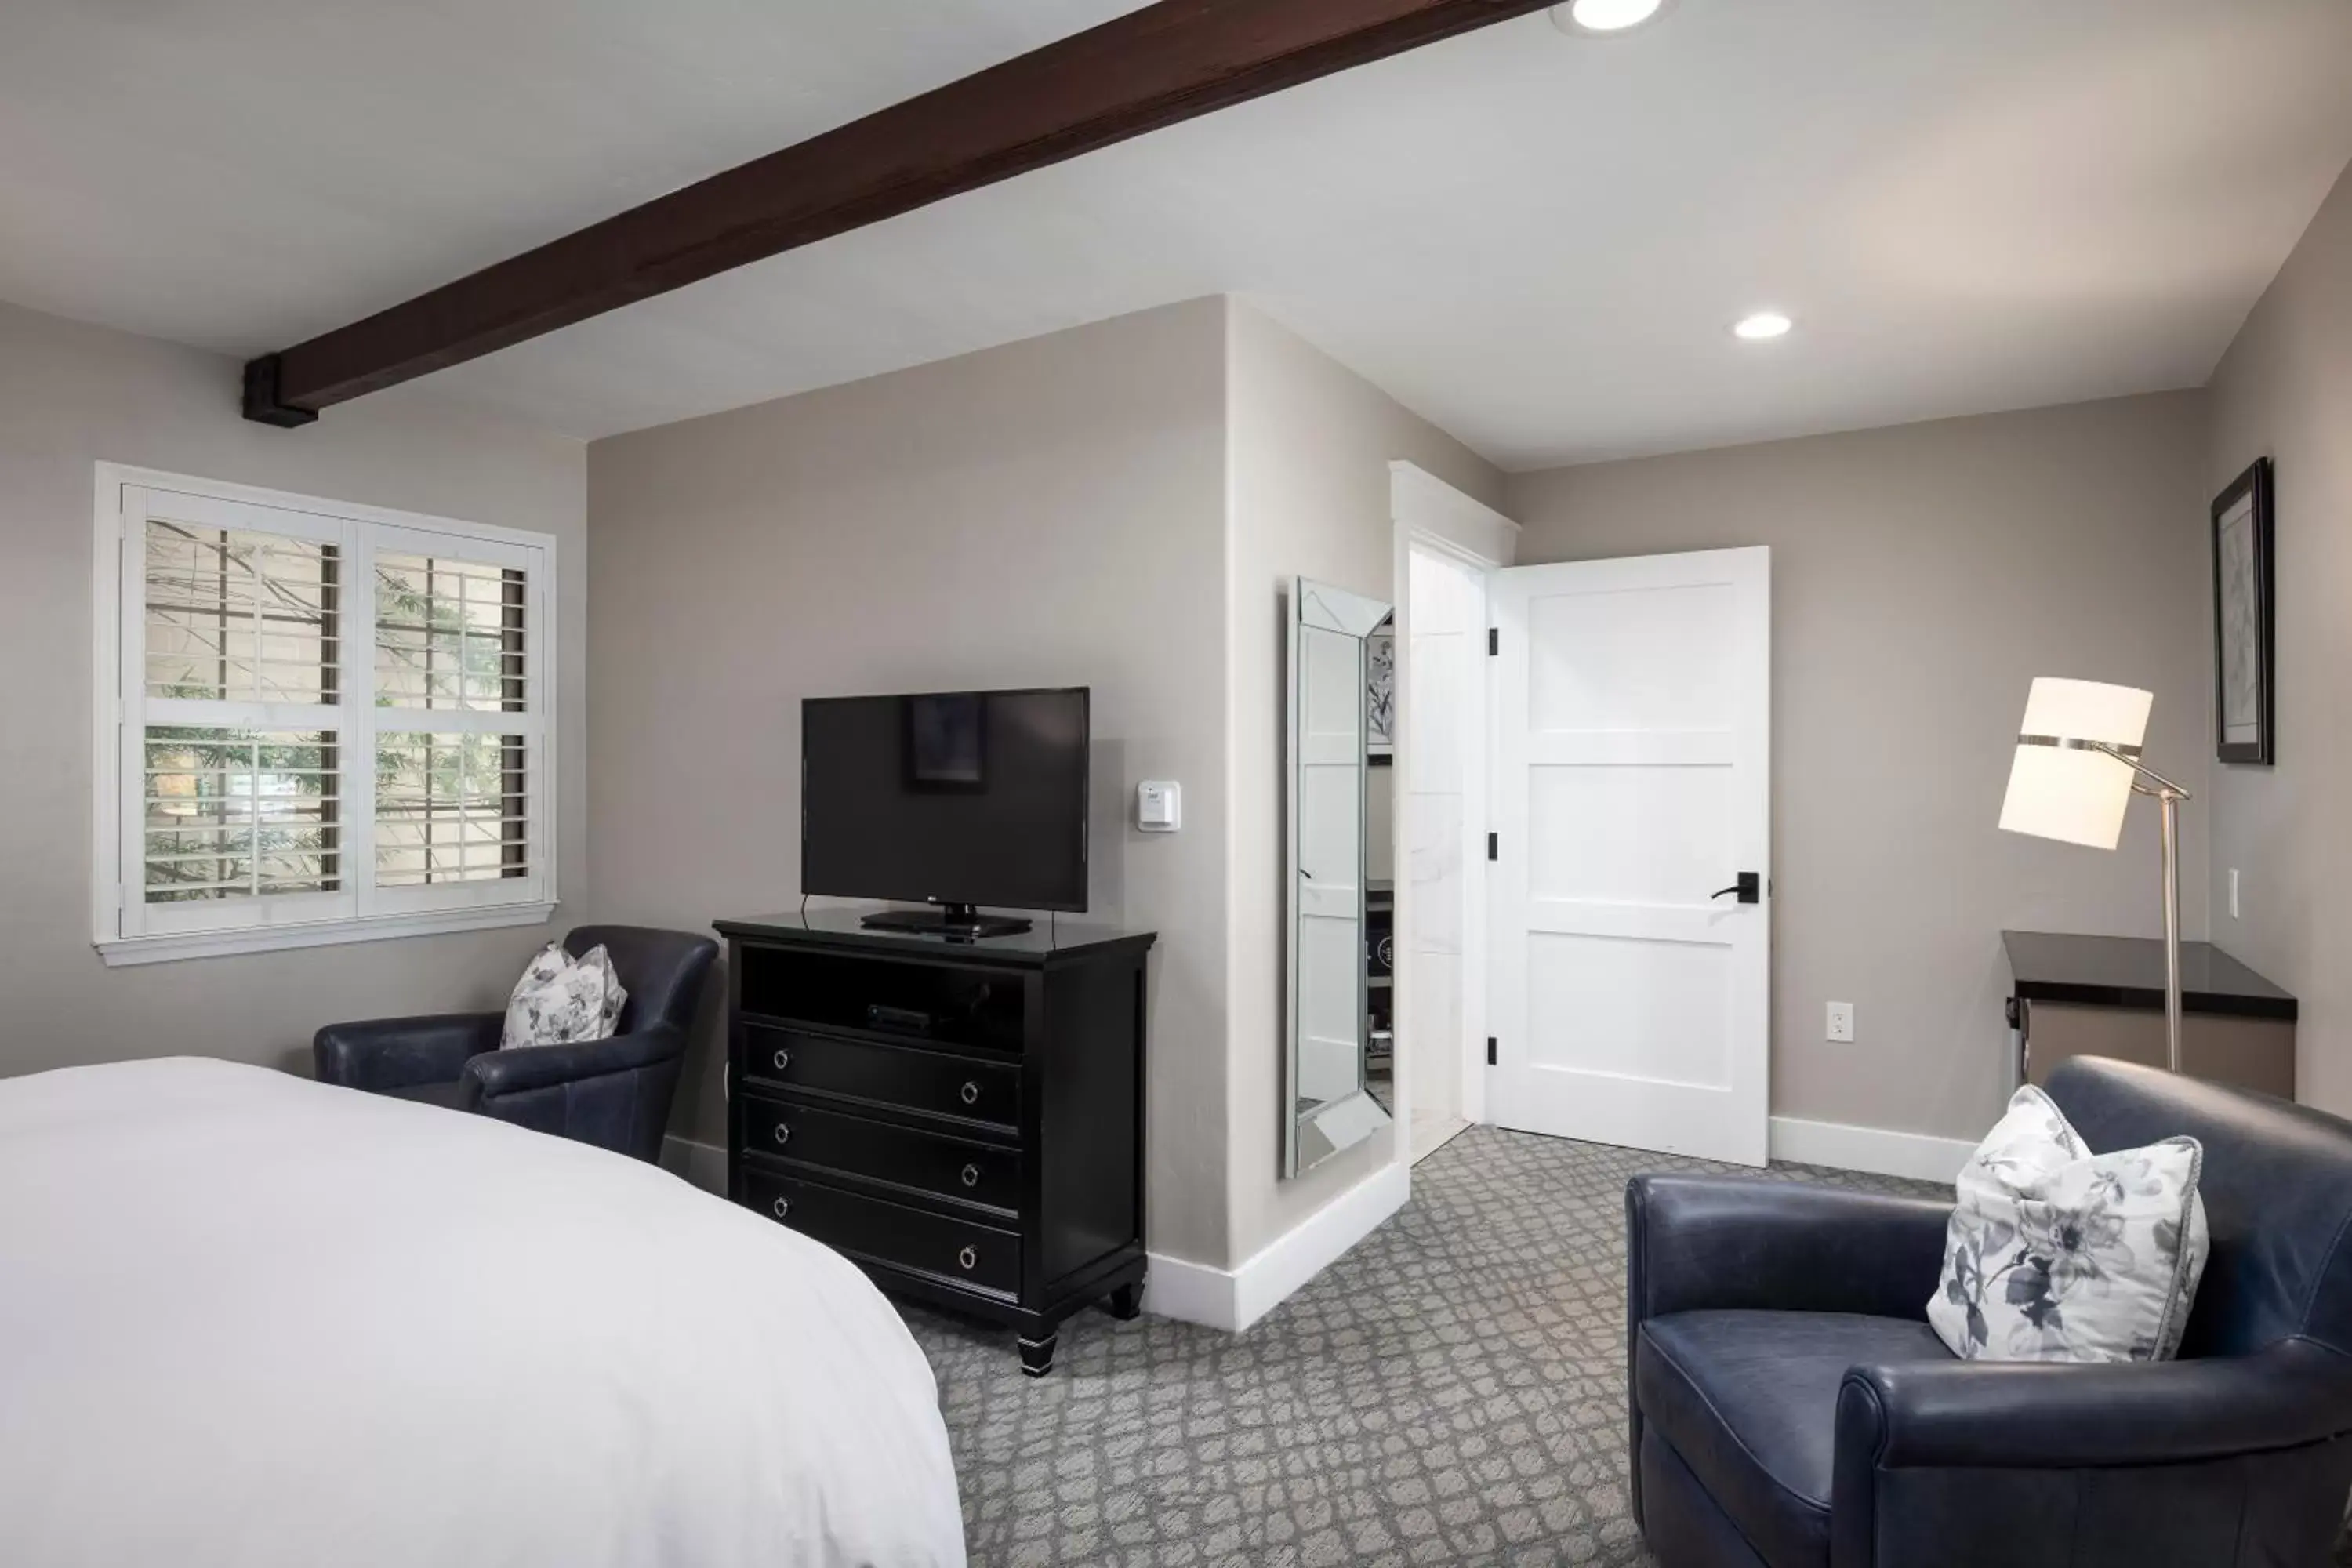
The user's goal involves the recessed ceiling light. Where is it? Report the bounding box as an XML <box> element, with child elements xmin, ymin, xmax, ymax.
<box><xmin>1733</xmin><ymin>311</ymin><xmax>1794</xmax><ymax>342</ymax></box>
<box><xmin>1550</xmin><ymin>0</ymin><xmax>1668</xmax><ymax>35</ymax></box>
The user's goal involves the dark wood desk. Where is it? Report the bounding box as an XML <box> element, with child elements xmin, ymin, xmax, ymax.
<box><xmin>2002</xmin><ymin>931</ymin><xmax>2298</xmax><ymax>1099</ymax></box>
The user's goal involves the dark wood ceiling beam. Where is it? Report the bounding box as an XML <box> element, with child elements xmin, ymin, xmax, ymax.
<box><xmin>244</xmin><ymin>0</ymin><xmax>1556</xmax><ymax>425</ymax></box>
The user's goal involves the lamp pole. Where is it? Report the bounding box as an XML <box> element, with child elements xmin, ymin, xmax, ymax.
<box><xmin>2095</xmin><ymin>742</ymin><xmax>2192</xmax><ymax>1074</ymax></box>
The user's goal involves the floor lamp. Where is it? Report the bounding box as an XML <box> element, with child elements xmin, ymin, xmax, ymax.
<box><xmin>1998</xmin><ymin>677</ymin><xmax>2194</xmax><ymax>1073</ymax></box>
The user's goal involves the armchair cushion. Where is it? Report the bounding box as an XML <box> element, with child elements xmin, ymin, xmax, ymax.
<box><xmin>1638</xmin><ymin>1310</ymin><xmax>1954</xmax><ymax>1568</ymax></box>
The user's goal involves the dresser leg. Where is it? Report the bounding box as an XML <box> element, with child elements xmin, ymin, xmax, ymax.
<box><xmin>1105</xmin><ymin>1282</ymin><xmax>1143</xmax><ymax>1321</ymax></box>
<box><xmin>1018</xmin><ymin>1333</ymin><xmax>1058</xmax><ymax>1378</ymax></box>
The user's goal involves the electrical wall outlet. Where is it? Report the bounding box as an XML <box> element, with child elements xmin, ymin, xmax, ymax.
<box><xmin>1826</xmin><ymin>1001</ymin><xmax>1855</xmax><ymax>1043</ymax></box>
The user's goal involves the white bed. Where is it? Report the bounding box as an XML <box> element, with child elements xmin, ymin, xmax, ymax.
<box><xmin>0</xmin><ymin>1057</ymin><xmax>967</xmax><ymax>1568</ymax></box>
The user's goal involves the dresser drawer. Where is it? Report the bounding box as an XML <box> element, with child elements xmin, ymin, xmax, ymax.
<box><xmin>742</xmin><ymin>1095</ymin><xmax>1022</xmax><ymax>1214</ymax></box>
<box><xmin>746</xmin><ymin>1169</ymin><xmax>1021</xmax><ymax>1298</ymax></box>
<box><xmin>744</xmin><ymin>1026</ymin><xmax>1020</xmax><ymax>1133</ymax></box>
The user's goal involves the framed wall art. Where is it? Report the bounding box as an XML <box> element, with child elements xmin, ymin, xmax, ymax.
<box><xmin>2211</xmin><ymin>456</ymin><xmax>2275</xmax><ymax>765</ymax></box>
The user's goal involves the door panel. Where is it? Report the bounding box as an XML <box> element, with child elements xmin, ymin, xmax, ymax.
<box><xmin>1528</xmin><ymin>579</ymin><xmax>1736</xmax><ymax>731</ymax></box>
<box><xmin>1525</xmin><ymin>932</ymin><xmax>1731</xmax><ymax>1088</ymax></box>
<box><xmin>1528</xmin><ymin>765</ymin><xmax>1730</xmax><ymax>905</ymax></box>
<box><xmin>1490</xmin><ymin>548</ymin><xmax>1769</xmax><ymax>1166</ymax></box>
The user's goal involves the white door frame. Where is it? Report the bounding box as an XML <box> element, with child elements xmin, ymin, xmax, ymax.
<box><xmin>1388</xmin><ymin>463</ymin><xmax>1517</xmax><ymax>1163</ymax></box>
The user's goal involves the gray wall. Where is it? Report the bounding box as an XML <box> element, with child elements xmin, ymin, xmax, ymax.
<box><xmin>2205</xmin><ymin>158</ymin><xmax>2352</xmax><ymax>1116</ymax></box>
<box><xmin>0</xmin><ymin>299</ymin><xmax>588</xmax><ymax>1083</ymax></box>
<box><xmin>1225</xmin><ymin>303</ymin><xmax>1503</xmax><ymax>1261</ymax></box>
<box><xmin>586</xmin><ymin>299</ymin><xmax>1236</xmax><ymax>1266</ymax></box>
<box><xmin>1504</xmin><ymin>393</ymin><xmax>2212</xmax><ymax>1142</ymax></box>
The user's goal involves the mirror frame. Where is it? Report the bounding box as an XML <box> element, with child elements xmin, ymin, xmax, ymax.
<box><xmin>1284</xmin><ymin>576</ymin><xmax>1396</xmax><ymax>1178</ymax></box>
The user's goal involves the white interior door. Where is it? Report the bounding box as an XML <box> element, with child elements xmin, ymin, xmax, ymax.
<box><xmin>1488</xmin><ymin>547</ymin><xmax>1769</xmax><ymax>1166</ymax></box>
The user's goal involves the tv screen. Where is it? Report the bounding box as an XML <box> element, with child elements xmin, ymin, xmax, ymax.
<box><xmin>801</xmin><ymin>688</ymin><xmax>1090</xmax><ymax>914</ymax></box>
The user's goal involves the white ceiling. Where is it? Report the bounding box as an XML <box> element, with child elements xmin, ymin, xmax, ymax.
<box><xmin>5</xmin><ymin>0</ymin><xmax>2350</xmax><ymax>468</ymax></box>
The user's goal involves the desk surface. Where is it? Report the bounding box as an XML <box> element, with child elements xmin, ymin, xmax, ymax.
<box><xmin>2002</xmin><ymin>931</ymin><xmax>2297</xmax><ymax>1022</ymax></box>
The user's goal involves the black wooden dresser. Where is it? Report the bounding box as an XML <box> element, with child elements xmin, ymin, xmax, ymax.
<box><xmin>714</xmin><ymin>910</ymin><xmax>1154</xmax><ymax>1375</ymax></box>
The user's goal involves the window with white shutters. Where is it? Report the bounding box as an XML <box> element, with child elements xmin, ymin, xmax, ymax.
<box><xmin>95</xmin><ymin>468</ymin><xmax>557</xmax><ymax>964</ymax></box>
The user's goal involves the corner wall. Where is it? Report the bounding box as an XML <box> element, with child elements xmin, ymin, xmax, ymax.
<box><xmin>1504</xmin><ymin>393</ymin><xmax>2212</xmax><ymax>1144</ymax></box>
<box><xmin>1224</xmin><ymin>302</ymin><xmax>1504</xmax><ymax>1267</ymax></box>
<box><xmin>589</xmin><ymin>294</ymin><xmax>1501</xmax><ymax>1290</ymax></box>
<box><xmin>0</xmin><ymin>299</ymin><xmax>589</xmax><ymax>1084</ymax></box>
<box><xmin>586</xmin><ymin>299</ymin><xmax>1236</xmax><ymax>1267</ymax></box>
<box><xmin>2205</xmin><ymin>156</ymin><xmax>2352</xmax><ymax>1115</ymax></box>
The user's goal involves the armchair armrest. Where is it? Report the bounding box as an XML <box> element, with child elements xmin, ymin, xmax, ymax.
<box><xmin>1838</xmin><ymin>1336</ymin><xmax>2352</xmax><ymax>1471</ymax></box>
<box><xmin>313</xmin><ymin>1013</ymin><xmax>503</xmax><ymax>1091</ymax></box>
<box><xmin>1628</xmin><ymin>1174</ymin><xmax>1954</xmax><ymax>1326</ymax></box>
<box><xmin>459</xmin><ymin>1027</ymin><xmax>682</xmax><ymax>1104</ymax></box>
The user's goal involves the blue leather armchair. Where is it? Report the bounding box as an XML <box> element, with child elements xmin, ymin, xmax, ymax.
<box><xmin>314</xmin><ymin>925</ymin><xmax>717</xmax><ymax>1164</ymax></box>
<box><xmin>1627</xmin><ymin>1057</ymin><xmax>2352</xmax><ymax>1568</ymax></box>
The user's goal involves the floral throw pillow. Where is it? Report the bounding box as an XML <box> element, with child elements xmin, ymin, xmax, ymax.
<box><xmin>500</xmin><ymin>942</ymin><xmax>629</xmax><ymax>1051</ymax></box>
<box><xmin>1927</xmin><ymin>1084</ymin><xmax>2209</xmax><ymax>1363</ymax></box>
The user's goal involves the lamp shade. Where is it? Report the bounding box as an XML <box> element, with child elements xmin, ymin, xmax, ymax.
<box><xmin>1998</xmin><ymin>677</ymin><xmax>2152</xmax><ymax>850</ymax></box>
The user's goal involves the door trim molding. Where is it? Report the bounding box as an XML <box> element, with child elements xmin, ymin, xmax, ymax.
<box><xmin>1391</xmin><ymin>466</ymin><xmax>1515</xmax><ymax>1150</ymax></box>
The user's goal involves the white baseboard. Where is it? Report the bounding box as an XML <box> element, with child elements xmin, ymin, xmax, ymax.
<box><xmin>667</xmin><ymin>1131</ymin><xmax>1411</xmax><ymax>1335</ymax></box>
<box><xmin>1145</xmin><ymin>1158</ymin><xmax>1410</xmax><ymax>1333</ymax></box>
<box><xmin>661</xmin><ymin>1134</ymin><xmax>728</xmax><ymax>1195</ymax></box>
<box><xmin>1768</xmin><ymin>1115</ymin><xmax>1974</xmax><ymax>1185</ymax></box>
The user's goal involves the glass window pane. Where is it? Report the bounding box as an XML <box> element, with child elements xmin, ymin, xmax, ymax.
<box><xmin>375</xmin><ymin>731</ymin><xmax>528</xmax><ymax>887</ymax></box>
<box><xmin>375</xmin><ymin>554</ymin><xmax>525</xmax><ymax>714</ymax></box>
<box><xmin>144</xmin><ymin>522</ymin><xmax>339</xmax><ymax>703</ymax></box>
<box><xmin>143</xmin><ymin>727</ymin><xmax>339</xmax><ymax>902</ymax></box>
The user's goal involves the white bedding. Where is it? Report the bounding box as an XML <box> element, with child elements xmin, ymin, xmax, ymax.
<box><xmin>0</xmin><ymin>1057</ymin><xmax>966</xmax><ymax>1568</ymax></box>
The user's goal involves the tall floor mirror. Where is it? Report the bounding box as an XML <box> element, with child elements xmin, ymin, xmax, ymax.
<box><xmin>1285</xmin><ymin>576</ymin><xmax>1396</xmax><ymax>1178</ymax></box>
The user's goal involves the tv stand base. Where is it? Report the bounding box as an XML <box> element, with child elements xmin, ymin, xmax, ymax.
<box><xmin>858</xmin><ymin>903</ymin><xmax>1033</xmax><ymax>939</ymax></box>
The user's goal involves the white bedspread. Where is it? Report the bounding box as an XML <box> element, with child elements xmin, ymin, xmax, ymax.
<box><xmin>0</xmin><ymin>1057</ymin><xmax>966</xmax><ymax>1568</ymax></box>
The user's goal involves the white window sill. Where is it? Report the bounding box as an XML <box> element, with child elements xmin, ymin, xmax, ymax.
<box><xmin>95</xmin><ymin>902</ymin><xmax>557</xmax><ymax>967</ymax></box>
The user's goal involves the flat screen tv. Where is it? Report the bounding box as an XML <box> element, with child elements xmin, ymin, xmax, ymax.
<box><xmin>801</xmin><ymin>688</ymin><xmax>1089</xmax><ymax>938</ymax></box>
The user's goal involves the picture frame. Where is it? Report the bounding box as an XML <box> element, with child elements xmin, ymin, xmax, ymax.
<box><xmin>2211</xmin><ymin>456</ymin><xmax>2275</xmax><ymax>765</ymax></box>
<box><xmin>1366</xmin><ymin>626</ymin><xmax>1395</xmax><ymax>760</ymax></box>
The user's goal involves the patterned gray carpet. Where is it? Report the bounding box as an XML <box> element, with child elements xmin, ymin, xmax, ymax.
<box><xmin>898</xmin><ymin>1126</ymin><xmax>1936</xmax><ymax>1567</ymax></box>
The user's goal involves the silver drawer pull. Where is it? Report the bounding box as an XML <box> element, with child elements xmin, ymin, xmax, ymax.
<box><xmin>956</xmin><ymin>1245</ymin><xmax>978</xmax><ymax>1271</ymax></box>
<box><xmin>772</xmin><ymin>1048</ymin><xmax>791</xmax><ymax>1072</ymax></box>
<box><xmin>960</xmin><ymin>1163</ymin><xmax>981</xmax><ymax>1189</ymax></box>
<box><xmin>772</xmin><ymin>1123</ymin><xmax>792</xmax><ymax>1147</ymax></box>
<box><xmin>960</xmin><ymin>1080</ymin><xmax>981</xmax><ymax>1106</ymax></box>
<box><xmin>771</xmin><ymin>1196</ymin><xmax>791</xmax><ymax>1220</ymax></box>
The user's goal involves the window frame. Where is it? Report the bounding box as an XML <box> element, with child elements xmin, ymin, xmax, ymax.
<box><xmin>92</xmin><ymin>463</ymin><xmax>559</xmax><ymax>967</ymax></box>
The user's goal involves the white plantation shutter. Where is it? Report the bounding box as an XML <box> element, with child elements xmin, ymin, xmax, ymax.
<box><xmin>366</xmin><ymin>527</ymin><xmax>545</xmax><ymax>911</ymax></box>
<box><xmin>119</xmin><ymin>488</ymin><xmax>357</xmax><ymax>938</ymax></box>
<box><xmin>98</xmin><ymin>470</ymin><xmax>556</xmax><ymax>961</ymax></box>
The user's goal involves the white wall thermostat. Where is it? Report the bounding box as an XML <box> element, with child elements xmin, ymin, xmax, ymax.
<box><xmin>1136</xmin><ymin>780</ymin><xmax>1181</xmax><ymax>833</ymax></box>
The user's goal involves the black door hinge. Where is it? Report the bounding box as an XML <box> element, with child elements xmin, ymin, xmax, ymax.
<box><xmin>1487</xmin><ymin>832</ymin><xmax>1498</xmax><ymax>861</ymax></box>
<box><xmin>1487</xmin><ymin>627</ymin><xmax>1498</xmax><ymax>656</ymax></box>
<box><xmin>1486</xmin><ymin>1036</ymin><xmax>1497</xmax><ymax>1066</ymax></box>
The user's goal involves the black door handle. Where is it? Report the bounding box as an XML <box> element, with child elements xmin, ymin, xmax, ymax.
<box><xmin>1710</xmin><ymin>872</ymin><xmax>1761</xmax><ymax>905</ymax></box>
